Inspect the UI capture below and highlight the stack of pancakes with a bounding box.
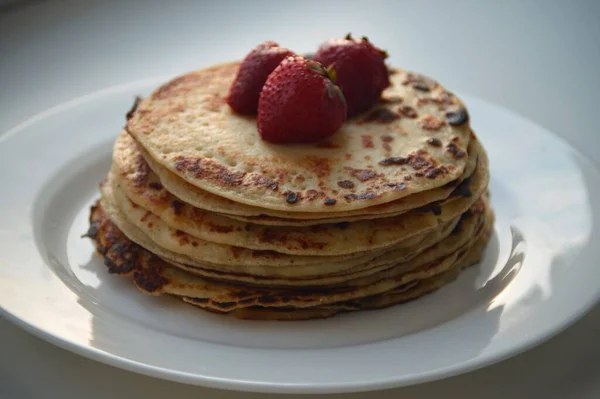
[88,62,493,320]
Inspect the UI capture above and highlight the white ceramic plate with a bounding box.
[1,79,599,394]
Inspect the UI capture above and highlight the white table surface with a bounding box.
[1,1,600,397]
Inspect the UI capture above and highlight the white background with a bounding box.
[1,1,600,398]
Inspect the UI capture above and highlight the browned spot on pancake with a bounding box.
[231,247,244,258]
[361,135,374,148]
[324,198,337,205]
[84,205,101,239]
[174,156,246,187]
[170,200,184,216]
[133,260,167,293]
[417,91,455,109]
[446,142,467,159]
[451,136,460,142]
[208,223,234,234]
[384,182,406,191]
[86,203,140,275]
[364,155,371,161]
[418,115,446,131]
[445,107,469,126]
[173,229,191,246]
[344,191,378,201]
[402,73,437,91]
[132,154,150,186]
[426,166,449,179]
[148,182,163,190]
[284,190,300,204]
[345,153,352,160]
[404,175,412,181]
[359,108,400,124]
[379,95,403,104]
[404,150,446,180]
[381,135,393,152]
[427,138,442,147]
[398,105,418,118]
[294,174,306,183]
[337,180,355,189]
[344,167,383,182]
[304,189,326,202]
[304,156,330,179]
[379,156,408,166]
[316,141,340,149]
[126,96,142,120]
[140,211,151,223]
[250,174,278,191]
[413,83,430,92]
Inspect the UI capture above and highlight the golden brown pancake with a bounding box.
[126,63,473,212]
[87,201,492,320]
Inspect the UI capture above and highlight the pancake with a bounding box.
[105,146,487,259]
[121,131,480,224]
[109,146,486,256]
[101,176,474,275]
[166,204,486,288]
[126,63,473,212]
[102,171,491,277]
[185,235,489,321]
[88,200,491,318]
[111,171,448,255]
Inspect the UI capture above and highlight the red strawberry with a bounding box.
[258,56,347,144]
[313,34,390,117]
[227,41,295,114]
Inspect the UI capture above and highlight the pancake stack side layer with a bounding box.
[87,62,494,320]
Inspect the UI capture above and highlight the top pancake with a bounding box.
[127,62,473,213]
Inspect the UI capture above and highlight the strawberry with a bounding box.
[313,34,390,117]
[227,41,295,114]
[258,56,347,144]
